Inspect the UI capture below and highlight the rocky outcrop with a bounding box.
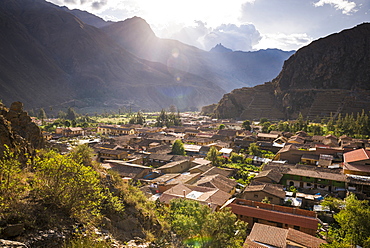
[210,23,370,120]
[0,102,44,158]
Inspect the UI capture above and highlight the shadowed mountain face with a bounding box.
[100,17,295,92]
[0,0,224,112]
[209,23,370,120]
[0,0,293,113]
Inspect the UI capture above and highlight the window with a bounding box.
[307,183,312,187]
[254,194,258,198]
[294,225,300,230]
[268,197,273,201]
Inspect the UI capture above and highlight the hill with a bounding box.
[209,23,370,120]
[100,16,294,92]
[0,0,224,113]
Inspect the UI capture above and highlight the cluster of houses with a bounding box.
[44,116,370,247]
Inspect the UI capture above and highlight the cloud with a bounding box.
[170,22,262,51]
[203,24,261,51]
[53,0,108,9]
[253,33,313,51]
[314,0,357,15]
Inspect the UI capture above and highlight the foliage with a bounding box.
[242,120,251,131]
[171,139,186,155]
[129,110,146,125]
[63,234,111,248]
[206,146,221,166]
[323,194,370,247]
[67,107,77,120]
[230,152,244,163]
[0,146,26,213]
[320,196,343,212]
[248,143,261,157]
[164,199,247,247]
[261,197,271,204]
[155,109,181,127]
[33,150,106,219]
[69,144,95,166]
[219,124,226,130]
[38,108,47,120]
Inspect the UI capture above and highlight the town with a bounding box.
[37,110,370,247]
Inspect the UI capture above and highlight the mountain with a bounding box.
[0,0,224,113]
[0,0,293,113]
[100,16,295,92]
[208,23,370,120]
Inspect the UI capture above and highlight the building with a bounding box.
[241,182,285,205]
[157,159,192,174]
[224,198,319,236]
[244,223,326,248]
[159,184,231,210]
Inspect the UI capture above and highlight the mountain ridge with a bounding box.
[209,23,370,120]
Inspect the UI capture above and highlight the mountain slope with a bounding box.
[100,16,294,92]
[210,23,370,120]
[0,0,224,112]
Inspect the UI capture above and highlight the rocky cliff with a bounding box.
[0,102,44,159]
[209,23,370,120]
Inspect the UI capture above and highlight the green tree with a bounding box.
[155,109,168,127]
[242,120,251,131]
[67,107,77,121]
[129,110,146,125]
[248,143,261,157]
[38,108,47,121]
[166,199,247,247]
[324,194,370,247]
[206,146,221,166]
[69,144,94,166]
[33,150,105,219]
[218,124,226,130]
[172,140,186,155]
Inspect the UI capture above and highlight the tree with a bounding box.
[155,109,168,127]
[67,107,77,120]
[218,124,226,130]
[323,194,370,247]
[171,140,186,155]
[169,105,177,113]
[248,143,261,157]
[206,146,221,166]
[242,120,251,131]
[38,108,47,121]
[129,110,146,125]
[166,199,247,247]
[261,197,271,204]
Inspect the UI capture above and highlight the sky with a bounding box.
[48,0,370,52]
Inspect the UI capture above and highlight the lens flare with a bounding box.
[167,48,189,82]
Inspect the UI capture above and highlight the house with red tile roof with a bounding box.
[243,223,326,248]
[343,148,370,176]
[159,184,231,210]
[223,198,319,236]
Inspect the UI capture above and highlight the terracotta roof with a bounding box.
[159,184,230,207]
[157,159,189,169]
[244,183,285,199]
[243,238,267,248]
[344,148,370,163]
[228,203,318,230]
[202,166,234,177]
[286,168,346,181]
[257,133,279,139]
[287,228,326,248]
[246,223,326,248]
[248,223,288,247]
[195,174,237,193]
[254,169,283,183]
